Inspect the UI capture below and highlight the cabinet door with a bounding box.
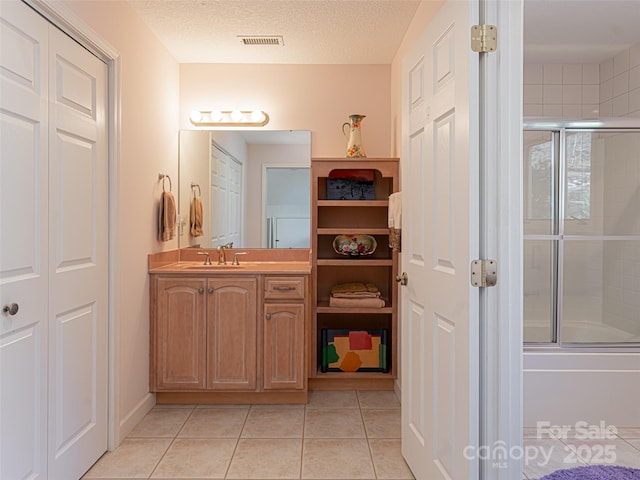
[155,277,207,390]
[263,303,305,390]
[207,277,257,390]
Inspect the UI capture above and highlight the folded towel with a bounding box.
[331,282,380,296]
[332,291,380,298]
[388,192,401,228]
[329,297,386,308]
[158,191,176,242]
[190,196,203,237]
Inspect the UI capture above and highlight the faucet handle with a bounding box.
[232,252,248,266]
[197,251,212,265]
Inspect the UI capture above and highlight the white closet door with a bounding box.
[210,146,229,246]
[0,3,108,479]
[210,145,243,247]
[0,2,50,478]
[47,24,108,480]
[227,156,242,247]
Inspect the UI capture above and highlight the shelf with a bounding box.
[311,157,399,382]
[316,304,393,314]
[316,259,392,267]
[314,370,393,379]
[317,228,389,235]
[317,200,389,207]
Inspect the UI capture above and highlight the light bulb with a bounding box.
[190,110,203,123]
[250,110,265,123]
[209,110,223,122]
[230,110,243,122]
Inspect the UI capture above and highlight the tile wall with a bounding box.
[524,41,640,118]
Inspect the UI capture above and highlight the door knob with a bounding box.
[395,272,408,286]
[3,303,19,316]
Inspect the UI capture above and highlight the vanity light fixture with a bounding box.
[189,109,270,127]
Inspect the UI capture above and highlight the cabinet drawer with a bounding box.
[264,276,305,300]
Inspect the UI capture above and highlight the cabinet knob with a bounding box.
[198,287,204,294]
[208,287,213,294]
[265,313,271,320]
[3,303,19,316]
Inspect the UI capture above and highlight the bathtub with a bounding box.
[524,321,640,344]
[524,322,640,428]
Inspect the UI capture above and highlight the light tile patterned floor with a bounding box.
[82,390,414,480]
[521,426,640,479]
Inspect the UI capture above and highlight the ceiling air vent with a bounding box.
[238,35,284,46]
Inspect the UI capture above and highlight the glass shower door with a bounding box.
[523,130,558,343]
[524,127,640,345]
[561,130,640,343]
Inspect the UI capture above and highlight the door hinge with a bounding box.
[471,25,497,53]
[471,259,497,287]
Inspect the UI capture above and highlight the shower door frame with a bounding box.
[524,119,640,349]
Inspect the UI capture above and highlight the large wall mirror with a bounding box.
[178,129,311,249]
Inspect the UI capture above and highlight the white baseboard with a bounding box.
[394,378,402,403]
[117,392,156,445]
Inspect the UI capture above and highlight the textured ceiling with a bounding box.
[129,0,640,66]
[128,0,422,64]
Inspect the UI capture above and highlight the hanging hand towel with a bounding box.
[388,192,401,228]
[158,191,177,241]
[388,192,401,251]
[190,196,203,237]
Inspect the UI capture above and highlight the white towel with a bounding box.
[388,192,401,229]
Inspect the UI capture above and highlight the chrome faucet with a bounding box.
[197,251,212,265]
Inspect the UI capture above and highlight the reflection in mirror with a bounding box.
[178,130,311,248]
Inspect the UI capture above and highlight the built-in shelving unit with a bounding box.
[310,158,399,389]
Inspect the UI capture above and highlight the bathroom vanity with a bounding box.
[148,248,311,404]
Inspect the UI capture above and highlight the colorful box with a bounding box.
[321,329,389,372]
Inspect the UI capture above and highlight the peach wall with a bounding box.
[390,0,444,157]
[179,64,391,157]
[60,0,180,441]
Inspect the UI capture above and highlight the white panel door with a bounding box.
[401,1,479,479]
[1,3,108,479]
[210,146,243,247]
[210,146,229,246]
[47,24,108,480]
[227,156,242,247]
[0,2,49,478]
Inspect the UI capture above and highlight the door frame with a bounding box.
[479,1,523,478]
[25,0,123,450]
[261,164,310,247]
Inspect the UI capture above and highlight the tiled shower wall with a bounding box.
[524,41,640,118]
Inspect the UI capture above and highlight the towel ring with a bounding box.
[159,173,172,192]
[191,183,201,198]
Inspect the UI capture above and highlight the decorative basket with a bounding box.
[332,234,377,257]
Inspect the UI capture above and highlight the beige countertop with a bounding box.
[149,260,311,275]
[148,248,311,275]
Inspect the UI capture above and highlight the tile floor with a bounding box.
[522,427,640,480]
[82,390,414,480]
[82,389,640,480]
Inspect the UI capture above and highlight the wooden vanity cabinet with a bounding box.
[263,276,306,390]
[150,272,308,401]
[153,277,207,390]
[206,277,257,390]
